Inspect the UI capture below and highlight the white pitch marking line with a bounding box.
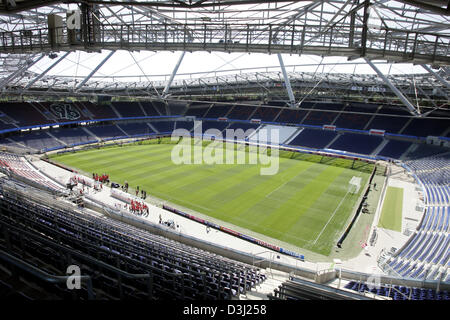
[313,171,364,245]
[264,169,306,199]
[313,189,351,245]
[265,179,291,198]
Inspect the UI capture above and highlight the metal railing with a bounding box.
[0,249,94,299]
[1,23,449,64]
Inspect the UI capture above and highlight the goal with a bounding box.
[349,176,361,194]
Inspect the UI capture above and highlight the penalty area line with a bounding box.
[312,189,351,245]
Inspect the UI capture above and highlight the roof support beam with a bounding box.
[360,0,370,58]
[365,58,420,116]
[74,50,115,92]
[24,51,71,90]
[443,67,450,76]
[162,51,185,98]
[348,0,357,47]
[395,0,450,16]
[421,64,450,90]
[272,0,324,39]
[423,76,448,99]
[129,51,161,98]
[277,53,295,108]
[0,53,44,90]
[302,0,355,47]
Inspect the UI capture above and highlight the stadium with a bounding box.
[0,0,448,305]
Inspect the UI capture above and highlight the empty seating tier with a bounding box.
[82,103,118,119]
[185,103,211,118]
[226,105,256,121]
[140,102,161,116]
[51,127,96,146]
[402,118,449,137]
[174,121,194,131]
[272,277,369,300]
[112,102,145,118]
[0,102,50,126]
[199,121,229,134]
[368,116,410,134]
[329,133,383,154]
[9,131,61,151]
[288,129,337,149]
[275,109,308,124]
[203,104,231,118]
[344,281,448,300]
[88,125,127,140]
[0,153,63,191]
[383,155,449,281]
[151,101,167,116]
[377,140,412,159]
[117,123,154,137]
[302,110,338,126]
[250,107,282,122]
[0,186,265,300]
[333,113,373,130]
[225,123,260,138]
[151,121,175,134]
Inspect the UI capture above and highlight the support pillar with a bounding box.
[277,53,296,107]
[365,58,419,116]
[162,51,185,98]
[75,50,115,91]
[24,51,71,90]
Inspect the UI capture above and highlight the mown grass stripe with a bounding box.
[378,186,403,232]
[52,142,370,256]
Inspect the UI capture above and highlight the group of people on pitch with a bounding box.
[93,173,109,184]
[128,199,149,217]
[94,173,149,216]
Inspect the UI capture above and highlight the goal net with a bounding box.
[349,176,361,194]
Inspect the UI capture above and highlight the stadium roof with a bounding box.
[0,0,449,115]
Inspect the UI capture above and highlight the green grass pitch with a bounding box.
[51,139,372,256]
[378,186,403,232]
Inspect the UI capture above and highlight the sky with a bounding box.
[28,50,430,87]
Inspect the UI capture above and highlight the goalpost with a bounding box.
[349,176,362,194]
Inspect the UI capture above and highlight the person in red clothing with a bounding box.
[143,204,149,217]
